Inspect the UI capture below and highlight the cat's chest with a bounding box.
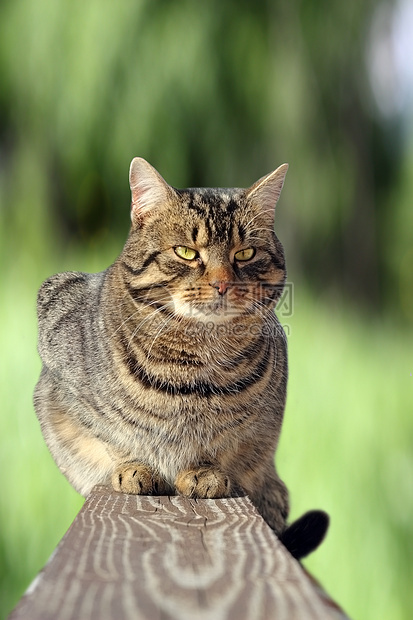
[96,323,282,480]
[114,335,277,434]
[128,326,274,386]
[119,337,275,409]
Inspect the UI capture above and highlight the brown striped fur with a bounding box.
[34,158,293,536]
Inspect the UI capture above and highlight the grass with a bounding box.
[0,246,412,619]
[278,291,413,619]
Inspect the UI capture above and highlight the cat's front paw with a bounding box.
[112,462,171,495]
[175,466,231,499]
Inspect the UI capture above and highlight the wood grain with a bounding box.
[10,486,349,620]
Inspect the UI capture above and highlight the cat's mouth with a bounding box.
[170,295,247,322]
[168,282,281,322]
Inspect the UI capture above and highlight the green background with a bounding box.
[1,1,412,618]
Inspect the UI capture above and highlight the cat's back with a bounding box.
[37,270,105,372]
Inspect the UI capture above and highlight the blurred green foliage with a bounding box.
[1,0,412,314]
[0,0,412,618]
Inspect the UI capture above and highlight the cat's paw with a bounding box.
[175,466,231,499]
[111,462,171,495]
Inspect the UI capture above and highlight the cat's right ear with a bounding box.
[129,158,174,226]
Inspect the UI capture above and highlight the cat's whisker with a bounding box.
[110,307,142,338]
[120,295,174,344]
[240,294,279,323]
[247,230,279,241]
[244,229,280,246]
[243,208,276,230]
[145,310,182,360]
[163,315,194,360]
[110,293,174,341]
[126,303,174,351]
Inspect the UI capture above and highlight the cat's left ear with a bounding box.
[246,163,288,217]
[129,157,175,226]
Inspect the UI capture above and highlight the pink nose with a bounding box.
[210,281,229,295]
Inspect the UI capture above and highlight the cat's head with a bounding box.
[120,158,288,324]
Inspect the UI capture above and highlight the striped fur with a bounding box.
[34,158,291,535]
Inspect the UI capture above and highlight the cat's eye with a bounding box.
[174,246,198,261]
[234,248,256,262]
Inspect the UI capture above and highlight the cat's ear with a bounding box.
[246,163,288,216]
[129,157,174,225]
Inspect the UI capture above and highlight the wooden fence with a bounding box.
[10,485,349,619]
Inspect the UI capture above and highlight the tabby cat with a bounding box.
[34,157,328,559]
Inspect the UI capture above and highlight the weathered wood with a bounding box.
[10,486,348,620]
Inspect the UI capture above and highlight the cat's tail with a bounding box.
[279,510,330,560]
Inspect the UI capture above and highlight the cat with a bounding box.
[34,157,328,559]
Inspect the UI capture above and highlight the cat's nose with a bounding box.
[210,281,230,296]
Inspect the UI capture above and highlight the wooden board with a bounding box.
[10,486,349,620]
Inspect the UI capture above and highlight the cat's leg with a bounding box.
[248,467,329,558]
[111,462,172,495]
[175,465,231,499]
[250,472,289,535]
[34,377,116,496]
[221,440,289,533]
[231,456,289,535]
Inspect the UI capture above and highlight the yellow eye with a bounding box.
[174,246,198,261]
[234,248,255,261]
